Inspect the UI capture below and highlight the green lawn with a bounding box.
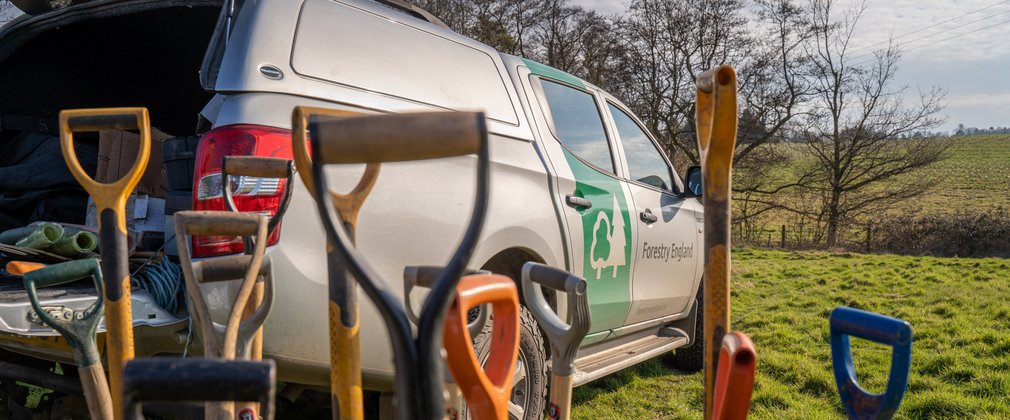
[571,248,1010,419]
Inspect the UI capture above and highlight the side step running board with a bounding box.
[571,329,688,387]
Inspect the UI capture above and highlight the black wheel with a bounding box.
[669,280,704,372]
[467,305,548,420]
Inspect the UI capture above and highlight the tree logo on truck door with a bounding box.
[589,194,628,278]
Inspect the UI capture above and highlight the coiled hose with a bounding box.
[131,254,183,313]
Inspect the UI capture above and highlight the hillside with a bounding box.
[906,135,1010,213]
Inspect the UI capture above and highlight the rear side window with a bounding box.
[608,103,673,191]
[539,80,614,174]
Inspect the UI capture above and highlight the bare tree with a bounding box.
[792,0,948,247]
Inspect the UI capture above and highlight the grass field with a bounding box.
[571,248,1010,419]
[736,134,1010,245]
[905,135,1010,213]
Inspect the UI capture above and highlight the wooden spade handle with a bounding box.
[443,274,520,420]
[80,363,114,420]
[309,112,484,164]
[696,65,739,419]
[173,211,266,238]
[222,156,293,179]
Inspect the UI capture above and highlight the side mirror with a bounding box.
[685,165,702,198]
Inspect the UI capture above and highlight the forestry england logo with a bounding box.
[589,194,627,279]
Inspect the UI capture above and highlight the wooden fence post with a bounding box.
[864,222,872,253]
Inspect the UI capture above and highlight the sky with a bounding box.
[571,0,1010,133]
[4,0,1008,132]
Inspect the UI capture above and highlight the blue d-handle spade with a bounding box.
[830,306,912,420]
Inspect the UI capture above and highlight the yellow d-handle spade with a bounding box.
[292,106,376,420]
[695,66,739,419]
[59,107,150,420]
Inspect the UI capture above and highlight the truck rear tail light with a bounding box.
[192,124,294,257]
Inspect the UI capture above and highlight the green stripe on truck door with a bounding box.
[561,149,632,334]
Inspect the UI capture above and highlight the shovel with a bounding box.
[520,263,590,420]
[830,307,912,420]
[303,110,490,419]
[59,107,151,419]
[292,106,375,420]
[694,66,739,418]
[174,211,272,420]
[712,332,756,420]
[122,358,275,420]
[222,155,294,417]
[17,258,113,420]
[403,266,490,419]
[443,274,520,420]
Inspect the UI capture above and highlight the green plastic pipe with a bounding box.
[13,223,65,250]
[49,231,99,258]
[1,223,63,245]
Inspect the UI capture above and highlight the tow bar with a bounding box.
[59,108,151,420]
[302,110,489,419]
[830,307,912,420]
[520,263,590,420]
[16,259,113,420]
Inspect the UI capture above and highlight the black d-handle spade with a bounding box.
[122,358,275,420]
[403,265,490,335]
[403,266,491,420]
[520,262,590,420]
[308,111,490,420]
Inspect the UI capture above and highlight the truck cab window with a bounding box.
[539,79,615,174]
[608,103,674,191]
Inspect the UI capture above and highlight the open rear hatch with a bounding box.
[0,0,222,360]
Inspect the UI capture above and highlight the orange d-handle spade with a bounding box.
[59,107,151,420]
[443,274,520,420]
[694,66,739,419]
[712,332,756,420]
[520,263,590,420]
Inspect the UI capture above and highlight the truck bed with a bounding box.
[0,277,94,303]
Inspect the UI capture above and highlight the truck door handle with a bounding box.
[640,210,658,224]
[565,195,592,209]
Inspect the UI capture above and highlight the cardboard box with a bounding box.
[96,128,171,198]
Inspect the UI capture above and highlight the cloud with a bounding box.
[835,0,1010,63]
[569,0,627,15]
[946,93,1010,108]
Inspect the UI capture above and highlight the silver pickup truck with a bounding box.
[0,0,705,417]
